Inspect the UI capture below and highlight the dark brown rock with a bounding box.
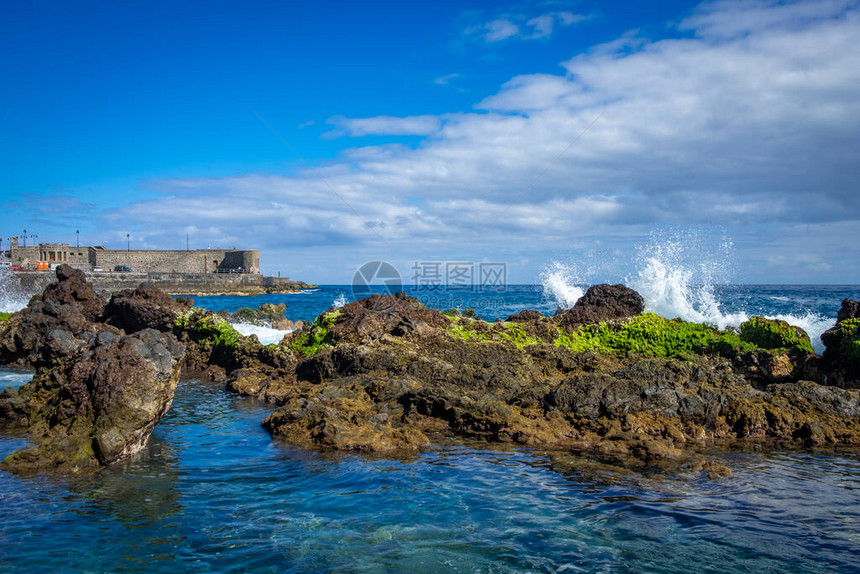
[327,292,450,345]
[837,299,860,324]
[1,328,185,473]
[0,268,187,474]
[103,285,190,333]
[507,310,544,323]
[820,318,860,389]
[37,264,107,322]
[820,299,860,388]
[0,266,115,366]
[555,284,644,328]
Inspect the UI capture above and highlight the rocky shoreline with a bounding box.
[1,266,858,477]
[6,270,316,298]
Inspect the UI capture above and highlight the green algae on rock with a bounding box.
[739,316,814,353]
[821,301,860,388]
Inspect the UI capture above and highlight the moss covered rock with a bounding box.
[739,316,813,353]
[821,310,860,388]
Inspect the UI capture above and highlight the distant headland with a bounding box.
[1,236,315,296]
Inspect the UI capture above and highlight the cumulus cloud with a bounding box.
[97,0,860,282]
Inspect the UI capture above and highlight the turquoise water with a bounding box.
[1,376,858,573]
[2,285,860,572]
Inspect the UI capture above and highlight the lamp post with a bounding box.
[76,230,79,248]
[126,233,130,252]
[22,229,26,247]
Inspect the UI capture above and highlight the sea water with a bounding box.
[2,261,860,571]
[0,375,858,572]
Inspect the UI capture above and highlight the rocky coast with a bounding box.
[1,265,858,476]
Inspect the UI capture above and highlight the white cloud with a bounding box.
[96,0,860,283]
[324,115,443,138]
[483,19,520,42]
[679,0,856,39]
[434,73,462,85]
[466,10,586,43]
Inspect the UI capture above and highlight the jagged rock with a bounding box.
[837,298,860,323]
[257,287,860,463]
[103,285,191,333]
[0,328,184,473]
[225,303,297,330]
[555,284,644,328]
[0,265,116,366]
[507,310,544,323]
[325,292,450,345]
[821,299,860,388]
[0,267,186,474]
[5,273,860,476]
[37,264,106,322]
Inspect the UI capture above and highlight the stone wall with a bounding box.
[9,237,260,274]
[95,249,221,274]
[6,271,306,298]
[93,249,259,274]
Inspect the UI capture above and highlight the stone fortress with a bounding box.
[2,237,312,296]
[6,237,259,274]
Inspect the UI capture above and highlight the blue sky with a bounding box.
[2,0,859,284]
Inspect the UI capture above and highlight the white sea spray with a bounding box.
[0,268,29,313]
[628,230,831,353]
[332,293,348,308]
[540,262,584,310]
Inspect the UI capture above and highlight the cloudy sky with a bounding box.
[2,0,858,283]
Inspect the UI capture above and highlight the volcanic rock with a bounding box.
[506,310,544,323]
[821,299,860,388]
[222,303,299,330]
[0,328,185,472]
[0,265,113,366]
[555,284,645,328]
[0,266,186,473]
[37,264,106,322]
[837,298,860,323]
[103,285,191,333]
[325,292,450,345]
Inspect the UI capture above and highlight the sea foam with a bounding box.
[231,323,294,345]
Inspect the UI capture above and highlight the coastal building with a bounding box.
[7,237,260,274]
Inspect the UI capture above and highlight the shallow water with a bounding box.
[1,377,858,573]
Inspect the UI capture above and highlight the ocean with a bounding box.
[1,272,859,572]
